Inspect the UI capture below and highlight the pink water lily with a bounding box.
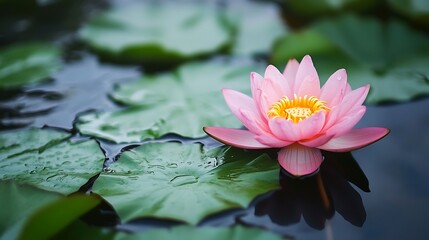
[204,55,389,176]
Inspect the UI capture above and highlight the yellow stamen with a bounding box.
[268,94,329,123]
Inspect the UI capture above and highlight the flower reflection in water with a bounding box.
[248,151,368,230]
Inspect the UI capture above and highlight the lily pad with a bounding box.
[281,0,375,16]
[77,60,262,143]
[79,2,230,62]
[18,193,101,240]
[225,1,286,56]
[0,128,105,194]
[0,128,69,159]
[0,181,101,240]
[271,15,429,103]
[0,42,61,89]
[55,223,286,240]
[92,142,279,224]
[315,15,429,71]
[388,0,429,26]
[116,226,286,240]
[0,181,60,240]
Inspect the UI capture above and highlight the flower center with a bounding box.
[267,95,329,123]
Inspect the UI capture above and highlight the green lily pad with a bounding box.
[55,223,286,240]
[0,42,61,89]
[0,128,69,159]
[115,226,286,240]
[315,15,429,71]
[79,2,230,62]
[0,181,101,240]
[77,60,261,143]
[388,0,429,26]
[0,181,60,240]
[226,1,286,56]
[92,142,279,224]
[0,128,105,194]
[18,193,101,240]
[271,15,429,103]
[270,29,338,64]
[281,0,375,16]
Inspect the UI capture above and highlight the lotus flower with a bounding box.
[204,55,389,176]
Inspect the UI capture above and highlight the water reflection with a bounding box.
[251,151,368,230]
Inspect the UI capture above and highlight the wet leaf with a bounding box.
[315,15,429,70]
[0,55,140,130]
[0,128,105,194]
[0,181,60,240]
[0,181,101,240]
[79,2,230,62]
[388,0,429,26]
[271,15,429,103]
[115,225,286,240]
[282,0,375,16]
[226,1,286,56]
[92,142,279,224]
[18,193,101,240]
[0,128,69,159]
[0,42,61,89]
[77,60,262,143]
[55,223,286,240]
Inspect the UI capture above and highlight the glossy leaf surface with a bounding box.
[77,61,261,143]
[0,128,105,194]
[92,142,279,224]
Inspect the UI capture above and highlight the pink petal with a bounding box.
[268,111,325,141]
[223,88,257,114]
[255,134,293,148]
[299,134,333,148]
[260,78,284,106]
[294,55,320,97]
[318,127,390,152]
[239,108,269,134]
[223,88,262,128]
[283,58,299,90]
[255,89,271,121]
[336,84,369,118]
[298,111,326,139]
[203,127,270,149]
[319,69,348,107]
[264,65,292,98]
[278,144,323,176]
[268,118,301,141]
[250,72,264,103]
[325,106,366,137]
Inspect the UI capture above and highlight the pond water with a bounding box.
[1,0,429,240]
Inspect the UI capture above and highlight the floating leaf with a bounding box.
[0,55,140,130]
[79,2,230,62]
[0,181,60,240]
[315,15,429,71]
[0,42,61,89]
[55,223,286,240]
[270,29,337,64]
[271,15,429,103]
[18,193,101,240]
[116,226,286,240]
[0,128,69,159]
[0,181,101,240]
[0,128,105,194]
[226,1,286,56]
[77,60,262,143]
[92,142,279,224]
[388,0,429,26]
[281,0,375,16]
